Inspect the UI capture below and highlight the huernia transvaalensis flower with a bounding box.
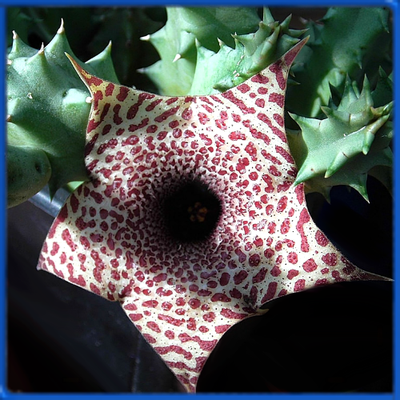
[38,39,388,392]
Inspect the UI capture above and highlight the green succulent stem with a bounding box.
[7,20,118,207]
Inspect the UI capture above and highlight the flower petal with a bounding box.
[38,39,388,392]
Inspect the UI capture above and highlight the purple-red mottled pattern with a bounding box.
[38,40,384,392]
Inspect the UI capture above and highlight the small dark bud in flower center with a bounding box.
[163,180,222,243]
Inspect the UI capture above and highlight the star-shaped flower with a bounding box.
[38,39,387,392]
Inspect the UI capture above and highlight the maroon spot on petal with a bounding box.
[203,312,216,322]
[154,273,168,282]
[258,87,268,94]
[296,208,310,252]
[261,282,278,303]
[116,86,129,102]
[229,288,241,299]
[273,113,284,127]
[268,92,284,108]
[50,242,59,256]
[147,321,161,333]
[90,283,101,295]
[228,131,246,141]
[315,230,329,247]
[211,293,231,302]
[280,218,291,234]
[160,302,172,311]
[105,82,115,96]
[233,270,248,285]
[142,300,158,308]
[89,190,104,204]
[156,287,173,297]
[166,97,178,105]
[270,266,281,277]
[276,145,295,164]
[178,334,217,353]
[322,253,338,266]
[343,263,356,275]
[276,196,287,213]
[237,83,250,93]
[245,142,257,160]
[146,98,163,111]
[277,181,292,193]
[165,330,175,339]
[155,106,180,122]
[235,249,246,263]
[303,258,318,272]
[143,333,157,344]
[182,107,192,120]
[287,252,298,264]
[124,303,137,311]
[294,279,306,292]
[219,272,230,286]
[85,133,99,156]
[220,308,248,320]
[222,91,255,114]
[69,193,80,214]
[188,299,201,309]
[332,270,345,282]
[129,313,143,322]
[61,229,77,251]
[249,254,261,267]
[264,248,274,258]
[269,62,286,90]
[158,314,184,327]
[252,268,267,283]
[287,269,299,279]
[255,98,265,108]
[251,74,269,84]
[215,325,230,334]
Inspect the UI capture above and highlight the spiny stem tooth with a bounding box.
[173,53,182,63]
[7,115,12,122]
[57,18,65,35]
[86,96,93,104]
[140,34,151,41]
[12,30,18,40]
[38,43,45,55]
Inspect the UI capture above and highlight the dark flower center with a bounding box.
[162,180,222,243]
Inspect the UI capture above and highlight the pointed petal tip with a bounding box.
[283,36,309,67]
[64,52,92,88]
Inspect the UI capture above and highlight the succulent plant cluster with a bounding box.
[6,7,392,207]
[285,7,393,201]
[140,7,305,95]
[7,20,118,207]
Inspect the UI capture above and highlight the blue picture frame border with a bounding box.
[0,0,397,399]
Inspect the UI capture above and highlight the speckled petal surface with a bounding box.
[38,40,386,392]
